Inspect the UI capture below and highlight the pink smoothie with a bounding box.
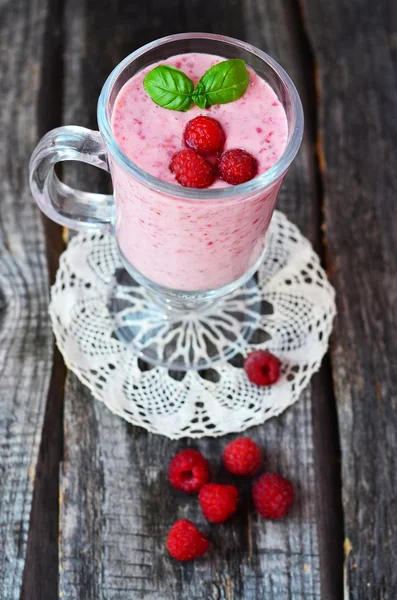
[110,53,288,291]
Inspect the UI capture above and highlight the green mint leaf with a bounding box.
[143,65,194,112]
[194,59,249,108]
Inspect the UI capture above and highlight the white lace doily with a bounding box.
[50,211,336,439]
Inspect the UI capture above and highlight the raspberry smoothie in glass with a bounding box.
[110,53,288,291]
[30,33,303,369]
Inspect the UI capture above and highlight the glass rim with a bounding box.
[97,32,304,201]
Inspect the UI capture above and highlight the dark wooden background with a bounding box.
[1,0,396,598]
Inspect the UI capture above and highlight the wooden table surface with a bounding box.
[1,0,396,598]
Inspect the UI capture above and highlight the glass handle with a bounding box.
[29,126,114,232]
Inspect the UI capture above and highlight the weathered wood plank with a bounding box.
[21,347,65,600]
[253,2,344,597]
[235,2,343,598]
[61,378,321,600]
[301,0,397,597]
[0,0,55,598]
[59,1,334,598]
[20,3,66,598]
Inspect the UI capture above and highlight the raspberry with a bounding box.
[252,472,294,519]
[166,520,210,561]
[168,449,209,494]
[170,149,215,188]
[184,116,225,154]
[218,149,258,185]
[223,438,262,476]
[244,350,281,386]
[198,483,238,523]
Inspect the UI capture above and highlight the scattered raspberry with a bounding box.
[252,472,294,519]
[223,438,262,476]
[198,483,238,523]
[244,350,281,386]
[184,116,225,154]
[218,149,258,185]
[166,520,210,561]
[170,149,215,188]
[168,449,209,494]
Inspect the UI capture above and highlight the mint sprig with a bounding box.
[143,65,194,112]
[143,59,249,111]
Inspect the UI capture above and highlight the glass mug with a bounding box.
[29,33,303,370]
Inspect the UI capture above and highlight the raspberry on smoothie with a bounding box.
[184,115,225,154]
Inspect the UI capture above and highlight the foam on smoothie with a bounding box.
[111,53,288,188]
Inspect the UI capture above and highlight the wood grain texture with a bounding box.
[0,0,54,598]
[301,0,397,597]
[61,378,320,600]
[58,1,331,598]
[20,3,66,598]
[236,3,343,597]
